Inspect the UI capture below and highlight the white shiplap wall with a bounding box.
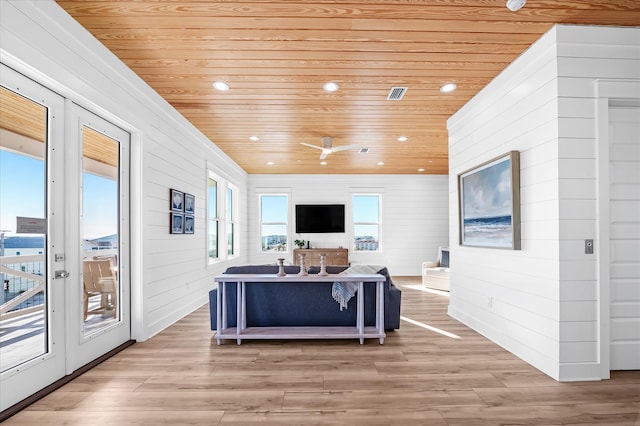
[247,174,449,276]
[556,25,639,380]
[447,24,640,381]
[1,1,248,341]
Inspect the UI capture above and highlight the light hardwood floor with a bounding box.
[5,277,640,425]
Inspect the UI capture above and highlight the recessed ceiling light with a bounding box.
[440,83,457,93]
[323,81,339,92]
[397,136,408,142]
[418,168,425,172]
[213,81,230,91]
[377,162,385,166]
[249,135,260,141]
[506,0,526,12]
[266,161,274,165]
[320,161,327,165]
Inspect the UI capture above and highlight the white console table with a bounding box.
[214,273,386,345]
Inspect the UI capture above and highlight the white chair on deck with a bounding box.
[422,247,450,291]
[83,259,118,320]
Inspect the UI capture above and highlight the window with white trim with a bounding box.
[207,175,219,261]
[352,194,381,251]
[207,169,240,262]
[260,194,289,252]
[226,185,237,257]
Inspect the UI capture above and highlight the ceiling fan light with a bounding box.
[323,81,339,92]
[440,83,457,93]
[397,136,408,142]
[213,81,230,91]
[506,0,526,11]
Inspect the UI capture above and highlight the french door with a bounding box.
[0,64,131,412]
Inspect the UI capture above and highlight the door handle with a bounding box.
[55,270,70,279]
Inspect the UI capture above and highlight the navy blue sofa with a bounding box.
[209,265,401,331]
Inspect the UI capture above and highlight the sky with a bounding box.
[461,156,512,220]
[1,150,117,240]
[0,151,45,232]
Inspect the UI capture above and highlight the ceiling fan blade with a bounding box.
[331,144,359,152]
[300,142,324,151]
[319,151,330,160]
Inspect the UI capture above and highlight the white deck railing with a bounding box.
[0,254,45,320]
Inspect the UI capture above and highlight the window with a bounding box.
[226,186,236,256]
[260,194,288,252]
[352,194,380,251]
[207,168,240,263]
[207,176,218,261]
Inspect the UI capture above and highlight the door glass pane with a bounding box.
[0,87,48,372]
[81,126,120,336]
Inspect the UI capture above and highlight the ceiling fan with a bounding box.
[300,136,359,160]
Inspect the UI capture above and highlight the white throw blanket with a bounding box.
[332,264,384,311]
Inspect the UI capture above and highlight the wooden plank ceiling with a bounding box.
[0,87,118,168]
[55,0,640,174]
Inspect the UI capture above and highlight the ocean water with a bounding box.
[463,215,513,247]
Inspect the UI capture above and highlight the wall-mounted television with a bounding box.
[295,204,345,233]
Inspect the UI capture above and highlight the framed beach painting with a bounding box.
[458,151,521,250]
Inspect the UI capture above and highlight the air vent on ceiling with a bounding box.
[387,87,408,100]
[359,148,369,154]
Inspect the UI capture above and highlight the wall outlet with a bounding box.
[487,296,493,308]
[585,239,594,254]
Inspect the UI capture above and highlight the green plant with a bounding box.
[294,239,305,248]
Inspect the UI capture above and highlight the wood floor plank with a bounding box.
[4,277,640,425]
[73,390,284,412]
[4,410,225,425]
[281,389,486,410]
[209,361,380,377]
[219,408,448,425]
[374,359,540,375]
[256,348,407,362]
[474,383,640,406]
[61,376,148,392]
[138,374,324,392]
[437,402,640,426]
[79,361,215,377]
[322,372,506,391]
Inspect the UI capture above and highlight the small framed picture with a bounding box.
[184,193,195,214]
[184,215,195,234]
[170,189,184,212]
[170,212,184,234]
